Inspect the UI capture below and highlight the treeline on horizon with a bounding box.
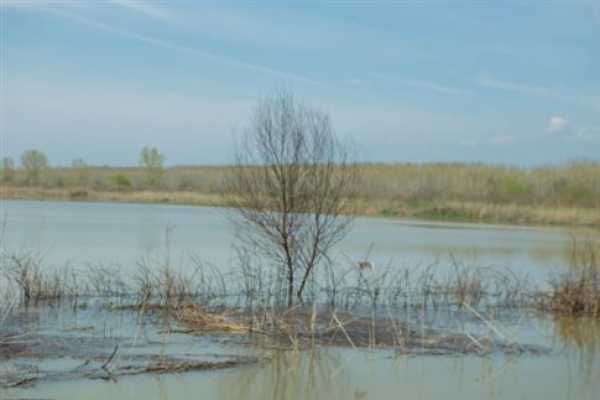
[1,148,600,210]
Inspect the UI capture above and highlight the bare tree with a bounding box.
[138,146,165,186]
[20,150,48,185]
[223,91,359,307]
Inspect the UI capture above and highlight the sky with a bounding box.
[1,0,599,167]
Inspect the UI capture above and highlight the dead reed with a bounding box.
[539,239,600,316]
[175,304,248,333]
[0,238,597,326]
[2,251,82,306]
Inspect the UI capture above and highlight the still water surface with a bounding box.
[10,315,600,400]
[1,200,600,399]
[0,200,590,281]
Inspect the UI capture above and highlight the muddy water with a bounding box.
[2,200,600,399]
[1,200,595,282]
[8,314,600,400]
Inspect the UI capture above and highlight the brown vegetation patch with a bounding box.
[269,311,546,356]
[175,304,249,334]
[170,305,548,357]
[543,283,600,316]
[538,240,600,317]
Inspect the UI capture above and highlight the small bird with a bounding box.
[358,261,375,271]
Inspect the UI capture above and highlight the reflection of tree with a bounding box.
[553,316,600,383]
[530,239,571,267]
[217,350,366,400]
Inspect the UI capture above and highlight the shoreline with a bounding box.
[1,186,599,229]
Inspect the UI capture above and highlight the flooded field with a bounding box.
[1,200,599,399]
[0,200,591,279]
[1,304,599,400]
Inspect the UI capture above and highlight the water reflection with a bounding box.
[217,351,354,400]
[553,316,600,384]
[3,200,596,280]
[14,343,600,400]
[554,316,600,350]
[213,348,599,400]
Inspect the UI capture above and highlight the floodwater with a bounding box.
[5,311,600,400]
[1,200,595,281]
[1,199,600,399]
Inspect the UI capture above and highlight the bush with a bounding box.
[109,173,132,189]
[20,149,48,185]
[540,240,600,316]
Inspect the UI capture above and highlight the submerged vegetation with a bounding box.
[0,229,598,389]
[1,237,598,321]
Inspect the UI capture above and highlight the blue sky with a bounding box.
[1,0,599,166]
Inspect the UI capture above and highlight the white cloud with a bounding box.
[490,135,515,145]
[376,74,472,96]
[346,78,363,86]
[575,126,600,141]
[109,0,175,21]
[592,96,600,112]
[548,116,570,135]
[46,8,323,88]
[476,76,599,112]
[477,76,560,99]
[1,0,43,7]
[459,139,478,148]
[0,0,81,9]
[105,1,399,54]
[546,117,599,141]
[589,0,600,24]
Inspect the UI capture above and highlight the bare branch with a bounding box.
[223,90,359,307]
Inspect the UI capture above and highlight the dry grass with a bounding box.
[539,240,600,316]
[175,304,249,334]
[2,251,81,306]
[2,186,599,227]
[0,238,597,326]
[167,305,545,356]
[2,161,600,227]
[0,186,221,207]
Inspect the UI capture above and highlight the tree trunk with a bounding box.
[287,266,294,308]
[296,264,313,303]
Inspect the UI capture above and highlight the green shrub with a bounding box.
[109,173,131,189]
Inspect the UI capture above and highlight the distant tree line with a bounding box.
[1,146,165,189]
[1,147,599,210]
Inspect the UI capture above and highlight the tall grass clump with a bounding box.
[540,239,600,316]
[2,252,81,306]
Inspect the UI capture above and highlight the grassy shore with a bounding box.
[2,185,599,228]
[2,161,599,227]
